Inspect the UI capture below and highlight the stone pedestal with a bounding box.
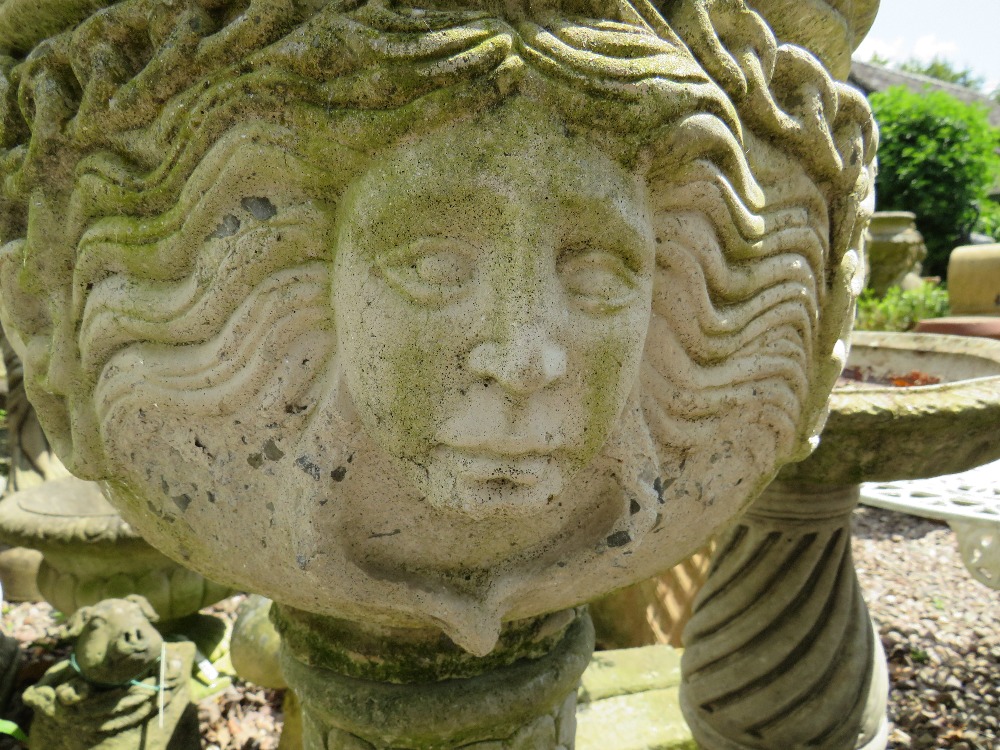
[0,544,42,602]
[680,483,888,750]
[274,607,593,750]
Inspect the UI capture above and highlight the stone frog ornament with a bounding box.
[21,595,199,750]
[0,0,875,655]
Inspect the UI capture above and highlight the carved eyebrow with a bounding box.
[348,187,488,251]
[559,198,652,271]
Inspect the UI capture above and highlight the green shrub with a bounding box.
[869,86,1000,277]
[855,282,950,332]
[976,199,1000,240]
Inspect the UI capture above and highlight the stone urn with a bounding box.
[864,212,928,296]
[0,0,881,747]
[0,476,231,619]
[681,330,1000,749]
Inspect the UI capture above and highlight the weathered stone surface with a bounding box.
[281,609,593,748]
[0,544,41,601]
[0,0,876,658]
[577,645,693,750]
[0,1,880,747]
[231,594,285,689]
[579,645,683,703]
[0,476,231,618]
[681,484,889,750]
[864,212,927,296]
[746,0,879,79]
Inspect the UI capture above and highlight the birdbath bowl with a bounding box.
[790,330,1000,586]
[779,331,1000,486]
[786,330,1000,591]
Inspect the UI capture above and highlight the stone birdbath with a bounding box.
[681,330,1000,749]
[784,331,1000,486]
[0,476,234,693]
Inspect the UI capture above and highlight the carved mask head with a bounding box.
[0,0,875,652]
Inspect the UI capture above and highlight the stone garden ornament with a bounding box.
[0,0,879,746]
[21,595,200,750]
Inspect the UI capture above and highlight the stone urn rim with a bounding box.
[868,211,917,222]
[0,476,141,548]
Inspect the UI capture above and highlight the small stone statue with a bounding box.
[22,595,199,750]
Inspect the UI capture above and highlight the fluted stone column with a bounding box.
[681,483,888,750]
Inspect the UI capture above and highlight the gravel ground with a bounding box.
[853,506,999,750]
[1,506,997,749]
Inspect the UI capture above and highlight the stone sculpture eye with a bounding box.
[378,238,475,305]
[558,248,640,314]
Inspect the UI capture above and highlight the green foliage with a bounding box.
[898,57,985,91]
[855,282,950,333]
[909,648,930,664]
[0,720,27,743]
[976,200,1000,240]
[869,86,1000,277]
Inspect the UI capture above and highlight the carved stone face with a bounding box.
[0,0,875,656]
[334,108,655,520]
[85,102,666,650]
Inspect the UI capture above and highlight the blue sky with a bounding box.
[854,0,1000,92]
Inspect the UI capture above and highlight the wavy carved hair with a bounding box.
[0,0,875,485]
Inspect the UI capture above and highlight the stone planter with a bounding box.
[865,212,928,296]
[0,477,231,620]
[0,1,880,747]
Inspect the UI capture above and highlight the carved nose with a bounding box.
[120,627,148,650]
[467,326,567,396]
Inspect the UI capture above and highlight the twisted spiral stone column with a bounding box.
[680,482,888,750]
